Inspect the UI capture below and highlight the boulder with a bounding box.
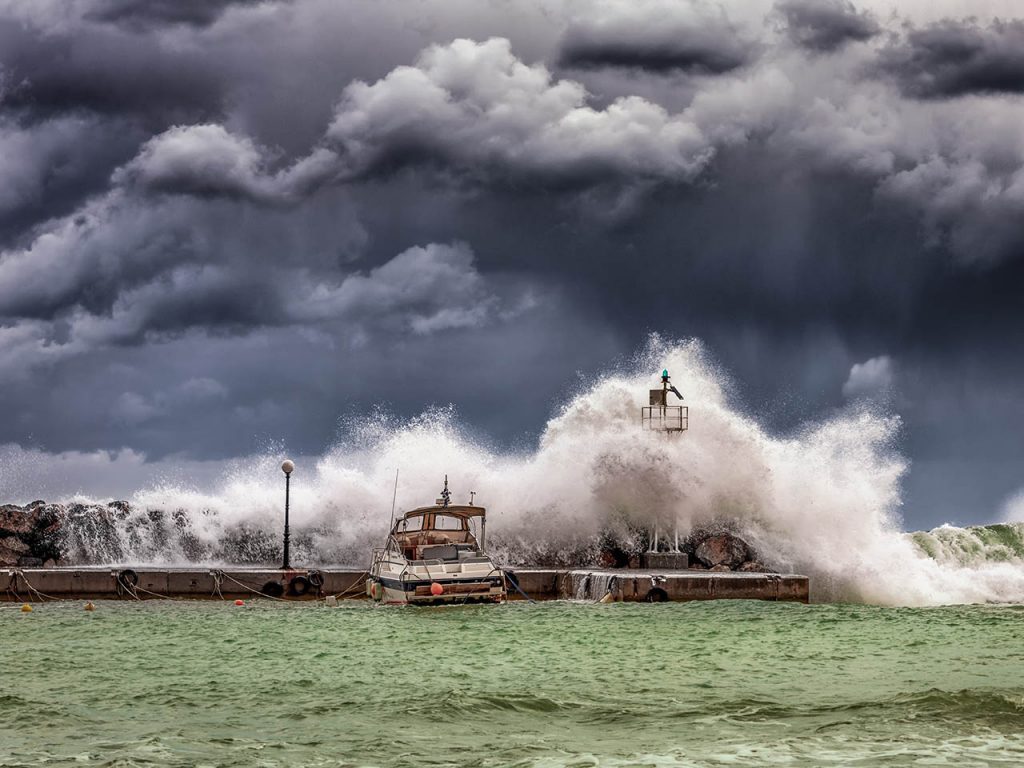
[738,561,776,573]
[694,533,752,569]
[0,505,33,536]
[0,536,28,555]
[0,544,22,566]
[709,563,732,572]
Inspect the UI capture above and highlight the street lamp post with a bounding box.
[281,459,294,570]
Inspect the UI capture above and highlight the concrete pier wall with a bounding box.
[3,568,368,601]
[509,568,809,603]
[4,567,809,603]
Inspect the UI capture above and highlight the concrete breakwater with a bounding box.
[4,567,809,603]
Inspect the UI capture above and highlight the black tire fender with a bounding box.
[645,587,669,603]
[289,575,311,596]
[260,580,285,598]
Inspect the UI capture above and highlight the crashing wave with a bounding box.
[3,336,1024,606]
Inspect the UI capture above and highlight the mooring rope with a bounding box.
[210,569,225,599]
[6,570,22,602]
[13,570,62,602]
[217,571,291,602]
[128,582,175,601]
[330,576,370,601]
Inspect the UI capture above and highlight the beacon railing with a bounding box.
[641,405,688,432]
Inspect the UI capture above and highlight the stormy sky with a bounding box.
[1,0,1022,528]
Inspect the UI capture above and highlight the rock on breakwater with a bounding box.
[0,501,64,566]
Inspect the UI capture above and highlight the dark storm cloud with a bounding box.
[878,19,1024,98]
[558,2,751,74]
[0,20,224,122]
[83,0,279,30]
[1,1,1023,525]
[0,115,143,240]
[774,0,879,53]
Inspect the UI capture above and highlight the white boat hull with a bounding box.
[366,573,505,605]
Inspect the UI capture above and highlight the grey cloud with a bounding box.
[558,0,751,74]
[878,19,1024,98]
[114,124,339,204]
[0,175,368,323]
[0,115,141,236]
[323,37,720,186]
[842,355,894,399]
[0,192,204,319]
[774,0,879,52]
[877,155,1024,264]
[114,37,743,200]
[0,20,224,122]
[1,229,533,384]
[287,242,504,334]
[69,265,287,347]
[83,0,278,30]
[1,1,1024,527]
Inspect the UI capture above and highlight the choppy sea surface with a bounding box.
[3,600,1024,767]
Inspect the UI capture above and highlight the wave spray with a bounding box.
[52,336,1024,605]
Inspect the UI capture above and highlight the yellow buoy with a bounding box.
[84,602,95,612]
[20,604,33,613]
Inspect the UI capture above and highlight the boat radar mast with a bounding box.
[641,369,688,433]
[435,475,452,508]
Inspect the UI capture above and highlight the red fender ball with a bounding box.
[430,582,444,596]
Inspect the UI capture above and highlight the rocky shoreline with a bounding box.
[598,528,773,573]
[2,500,771,573]
[0,501,65,567]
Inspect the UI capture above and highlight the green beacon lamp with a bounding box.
[643,368,687,432]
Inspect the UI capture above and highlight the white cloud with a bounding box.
[842,355,894,399]
[113,124,336,204]
[289,241,504,334]
[326,37,717,184]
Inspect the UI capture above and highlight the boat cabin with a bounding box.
[390,505,487,562]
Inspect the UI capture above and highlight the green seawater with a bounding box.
[3,600,1024,767]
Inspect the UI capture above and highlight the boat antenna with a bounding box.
[439,475,451,508]
[389,468,399,527]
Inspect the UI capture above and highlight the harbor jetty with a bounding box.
[3,566,809,603]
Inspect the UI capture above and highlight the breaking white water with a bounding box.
[9,336,1024,606]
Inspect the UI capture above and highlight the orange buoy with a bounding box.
[430,582,444,596]
[20,604,33,613]
[234,599,245,606]
[84,602,95,612]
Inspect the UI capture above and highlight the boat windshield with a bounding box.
[400,516,424,531]
[432,514,465,531]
